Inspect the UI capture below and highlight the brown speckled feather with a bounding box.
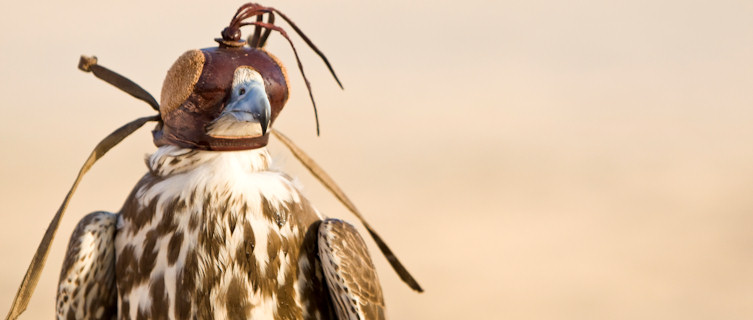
[318,219,385,320]
[57,212,118,320]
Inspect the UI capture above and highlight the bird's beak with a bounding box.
[207,80,271,138]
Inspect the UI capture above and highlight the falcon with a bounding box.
[53,4,391,319]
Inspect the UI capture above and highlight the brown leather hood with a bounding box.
[153,46,289,151]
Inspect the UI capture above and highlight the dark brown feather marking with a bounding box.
[120,175,162,236]
[175,248,197,319]
[149,274,170,318]
[266,232,283,285]
[167,231,184,266]
[226,277,253,319]
[135,307,149,320]
[188,209,200,231]
[262,196,288,227]
[116,248,138,298]
[120,300,130,320]
[139,231,159,275]
[300,220,336,319]
[236,221,257,274]
[156,198,182,236]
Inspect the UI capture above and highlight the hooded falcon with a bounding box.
[54,4,389,319]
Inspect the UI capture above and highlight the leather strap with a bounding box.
[272,129,424,293]
[5,56,161,320]
[5,115,158,320]
[78,56,160,111]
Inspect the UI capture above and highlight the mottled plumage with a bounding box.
[57,212,118,320]
[319,221,385,320]
[58,146,385,319]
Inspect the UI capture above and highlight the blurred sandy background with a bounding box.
[1,0,752,319]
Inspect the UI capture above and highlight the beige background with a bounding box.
[1,0,753,319]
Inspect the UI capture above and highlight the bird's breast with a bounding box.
[114,147,329,319]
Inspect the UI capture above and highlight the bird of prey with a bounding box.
[52,4,397,320]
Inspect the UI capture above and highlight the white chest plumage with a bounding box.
[114,146,328,319]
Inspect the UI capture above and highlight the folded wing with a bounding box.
[318,219,385,320]
[57,211,118,320]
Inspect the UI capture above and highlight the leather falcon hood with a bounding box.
[153,46,289,151]
[151,2,343,151]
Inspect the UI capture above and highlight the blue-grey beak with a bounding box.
[207,79,271,138]
[224,81,270,135]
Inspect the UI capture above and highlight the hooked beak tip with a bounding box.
[261,116,269,136]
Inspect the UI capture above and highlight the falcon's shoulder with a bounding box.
[318,219,385,320]
[57,211,118,320]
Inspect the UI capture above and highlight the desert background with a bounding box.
[1,0,752,319]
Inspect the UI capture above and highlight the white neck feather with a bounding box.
[138,145,302,210]
[148,145,272,177]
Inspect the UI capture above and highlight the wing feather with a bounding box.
[56,211,118,320]
[318,219,385,320]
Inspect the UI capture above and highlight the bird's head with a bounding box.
[152,3,341,151]
[153,45,289,151]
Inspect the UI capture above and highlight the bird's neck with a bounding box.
[147,145,272,177]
